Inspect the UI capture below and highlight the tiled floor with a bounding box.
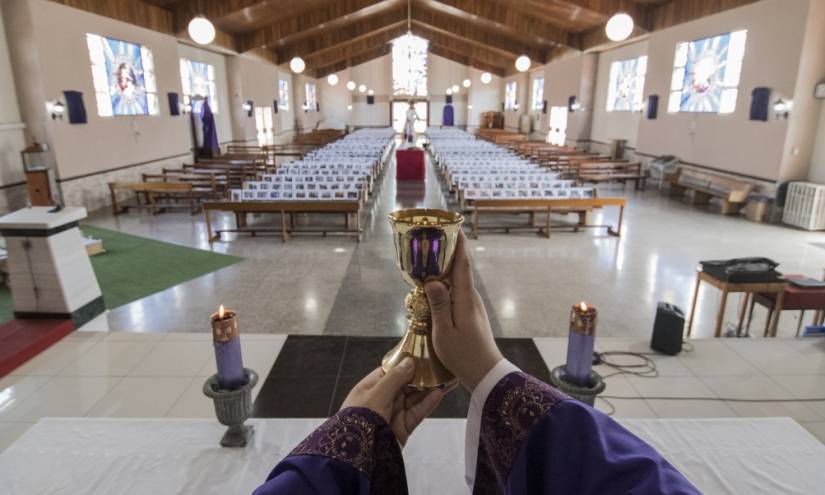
[2,332,824,453]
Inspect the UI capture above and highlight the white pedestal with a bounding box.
[0,207,103,326]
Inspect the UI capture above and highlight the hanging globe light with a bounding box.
[289,56,306,74]
[367,89,374,96]
[462,79,471,88]
[480,72,492,84]
[188,17,216,45]
[327,74,339,86]
[358,84,367,93]
[605,13,634,42]
[446,88,453,95]
[515,55,531,72]
[346,81,356,91]
[451,84,459,93]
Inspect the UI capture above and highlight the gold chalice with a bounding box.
[382,208,464,390]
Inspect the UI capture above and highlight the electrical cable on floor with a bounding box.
[594,341,825,415]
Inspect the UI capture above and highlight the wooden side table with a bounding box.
[686,269,786,338]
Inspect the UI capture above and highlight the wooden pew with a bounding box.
[108,181,195,216]
[668,168,753,214]
[142,172,225,201]
[464,197,626,239]
[578,161,647,190]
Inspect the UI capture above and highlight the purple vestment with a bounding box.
[253,372,699,494]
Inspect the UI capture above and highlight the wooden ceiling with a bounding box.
[53,0,758,77]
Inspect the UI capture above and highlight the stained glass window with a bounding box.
[531,77,545,111]
[86,34,159,116]
[606,56,647,112]
[392,33,428,97]
[279,80,289,110]
[305,82,317,111]
[668,30,747,114]
[505,81,517,111]
[179,58,218,114]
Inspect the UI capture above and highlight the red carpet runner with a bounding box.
[0,319,75,378]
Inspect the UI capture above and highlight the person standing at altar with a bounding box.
[253,233,699,494]
[403,100,420,146]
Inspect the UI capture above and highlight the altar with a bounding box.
[1,417,822,494]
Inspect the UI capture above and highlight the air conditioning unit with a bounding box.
[783,182,825,230]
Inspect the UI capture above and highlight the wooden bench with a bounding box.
[108,181,196,216]
[578,161,647,190]
[464,197,626,239]
[202,200,362,242]
[142,173,225,201]
[668,168,753,214]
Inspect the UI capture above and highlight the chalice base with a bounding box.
[382,289,457,391]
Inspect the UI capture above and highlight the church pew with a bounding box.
[108,181,196,216]
[578,161,647,190]
[668,168,753,214]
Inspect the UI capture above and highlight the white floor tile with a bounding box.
[75,311,110,332]
[601,374,639,397]
[86,377,192,417]
[725,401,822,422]
[532,338,569,370]
[700,375,791,400]
[102,331,167,343]
[727,339,825,375]
[0,422,34,453]
[0,376,52,418]
[59,341,158,376]
[2,376,120,422]
[129,341,212,377]
[196,338,285,378]
[645,399,737,418]
[800,422,825,445]
[626,376,718,399]
[165,378,216,418]
[9,339,98,376]
[163,332,213,341]
[678,340,760,376]
[770,374,825,400]
[63,330,105,342]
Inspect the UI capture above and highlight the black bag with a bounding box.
[700,257,780,283]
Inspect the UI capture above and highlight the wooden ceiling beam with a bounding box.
[171,0,262,32]
[314,45,391,78]
[646,0,758,32]
[275,6,406,62]
[305,22,407,73]
[428,44,506,77]
[236,0,397,52]
[422,0,574,48]
[410,22,513,73]
[411,2,548,63]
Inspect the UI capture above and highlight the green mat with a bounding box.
[0,225,243,324]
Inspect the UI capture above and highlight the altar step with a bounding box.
[0,319,75,378]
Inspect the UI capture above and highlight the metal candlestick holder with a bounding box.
[203,368,258,447]
[549,366,605,407]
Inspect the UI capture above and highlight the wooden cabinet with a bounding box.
[25,170,53,206]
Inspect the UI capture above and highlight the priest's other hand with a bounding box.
[341,358,443,447]
[426,232,503,392]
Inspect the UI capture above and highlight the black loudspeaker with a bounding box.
[542,100,547,114]
[246,101,254,117]
[273,100,278,113]
[445,94,453,104]
[646,95,659,120]
[63,90,87,124]
[367,95,375,105]
[650,302,685,355]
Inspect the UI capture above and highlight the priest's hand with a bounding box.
[341,358,443,447]
[426,232,503,392]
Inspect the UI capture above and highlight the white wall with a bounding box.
[428,53,469,127]
[502,72,528,131]
[810,106,825,183]
[591,40,649,148]
[636,0,808,181]
[294,73,323,131]
[178,43,233,145]
[349,55,391,127]
[319,68,351,128]
[0,3,26,210]
[466,67,503,129]
[542,52,597,145]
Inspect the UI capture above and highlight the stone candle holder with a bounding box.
[203,368,258,447]
[549,366,605,407]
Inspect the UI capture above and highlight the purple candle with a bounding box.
[211,305,245,389]
[565,301,598,387]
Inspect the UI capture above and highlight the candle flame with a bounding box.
[218,304,225,318]
[579,301,588,312]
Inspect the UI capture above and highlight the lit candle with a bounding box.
[211,304,245,389]
[565,301,598,387]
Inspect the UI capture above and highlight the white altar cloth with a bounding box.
[0,417,822,494]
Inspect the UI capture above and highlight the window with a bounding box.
[668,30,747,114]
[606,56,647,112]
[531,78,545,111]
[179,58,218,114]
[505,81,517,111]
[279,80,289,110]
[86,33,158,116]
[392,33,428,97]
[305,82,317,111]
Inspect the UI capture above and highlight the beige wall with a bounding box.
[178,43,232,146]
[636,0,808,181]
[349,55,391,127]
[319,68,351,128]
[502,72,528,131]
[294,73,323,132]
[428,53,469,127]
[542,52,597,145]
[466,67,503,129]
[0,4,27,211]
[810,106,825,184]
[591,40,649,148]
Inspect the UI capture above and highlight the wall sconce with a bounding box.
[773,98,790,119]
[347,104,353,111]
[242,100,254,117]
[568,95,583,112]
[47,100,65,120]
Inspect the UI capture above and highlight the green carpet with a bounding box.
[0,226,243,324]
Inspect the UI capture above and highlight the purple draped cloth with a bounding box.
[200,98,219,155]
[442,104,454,126]
[253,373,699,495]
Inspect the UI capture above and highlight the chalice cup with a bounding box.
[382,208,464,390]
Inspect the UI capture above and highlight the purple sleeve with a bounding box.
[473,372,700,495]
[253,407,407,495]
